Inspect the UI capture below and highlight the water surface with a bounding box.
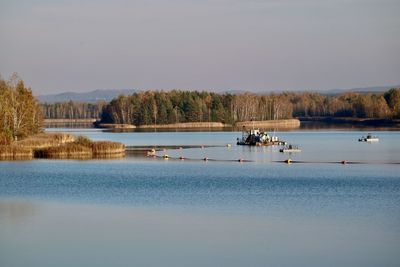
[1,129,399,267]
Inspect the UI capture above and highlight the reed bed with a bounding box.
[35,144,92,159]
[91,141,125,155]
[34,136,125,159]
[0,145,33,159]
[16,133,76,149]
[73,136,125,155]
[3,133,125,160]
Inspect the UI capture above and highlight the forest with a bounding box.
[94,89,400,125]
[39,89,400,126]
[0,74,43,143]
[42,101,106,120]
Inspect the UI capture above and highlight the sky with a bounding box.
[0,0,399,95]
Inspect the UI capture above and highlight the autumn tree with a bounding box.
[0,74,43,141]
[384,88,400,118]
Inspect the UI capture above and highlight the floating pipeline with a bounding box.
[274,160,400,165]
[150,155,400,165]
[142,145,400,165]
[153,155,254,163]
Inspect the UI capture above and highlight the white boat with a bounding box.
[279,144,301,153]
[358,134,379,142]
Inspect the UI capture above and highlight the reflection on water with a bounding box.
[0,201,38,225]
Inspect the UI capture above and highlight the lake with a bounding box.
[1,128,399,267]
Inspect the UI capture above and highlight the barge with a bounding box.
[237,129,286,146]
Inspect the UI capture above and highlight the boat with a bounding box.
[237,129,286,146]
[279,144,301,153]
[358,134,379,142]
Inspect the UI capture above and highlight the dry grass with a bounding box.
[74,135,93,147]
[0,133,12,145]
[35,143,92,159]
[72,136,125,155]
[91,141,125,155]
[16,133,76,149]
[137,122,229,129]
[3,133,125,160]
[0,145,33,159]
[235,119,301,129]
[34,137,125,159]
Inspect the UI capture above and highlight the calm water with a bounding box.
[1,129,400,267]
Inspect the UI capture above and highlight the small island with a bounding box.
[0,75,125,160]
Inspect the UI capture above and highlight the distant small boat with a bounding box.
[358,134,379,142]
[279,144,301,153]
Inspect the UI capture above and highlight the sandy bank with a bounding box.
[96,123,136,129]
[235,119,300,129]
[137,122,230,129]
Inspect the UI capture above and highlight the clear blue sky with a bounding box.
[0,0,399,94]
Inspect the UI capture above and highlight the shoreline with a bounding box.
[298,117,400,126]
[94,119,301,129]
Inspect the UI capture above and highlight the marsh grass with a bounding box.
[0,145,33,159]
[16,133,76,149]
[34,135,125,159]
[73,135,93,147]
[2,133,125,160]
[73,135,125,155]
[35,144,92,159]
[91,141,125,155]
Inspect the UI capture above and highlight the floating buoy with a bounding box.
[284,159,292,164]
[179,147,183,150]
[238,158,243,162]
[341,160,347,164]
[203,157,208,161]
[201,145,205,149]
[226,144,232,147]
[179,156,185,160]
[163,154,169,159]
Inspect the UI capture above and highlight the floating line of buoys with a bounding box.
[152,154,254,162]
[275,160,400,165]
[150,155,400,165]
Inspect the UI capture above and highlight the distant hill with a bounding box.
[37,89,138,103]
[37,85,399,103]
[255,85,400,95]
[321,85,400,95]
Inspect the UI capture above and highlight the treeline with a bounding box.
[40,89,400,125]
[41,101,106,119]
[98,89,400,125]
[0,74,43,143]
[291,90,400,118]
